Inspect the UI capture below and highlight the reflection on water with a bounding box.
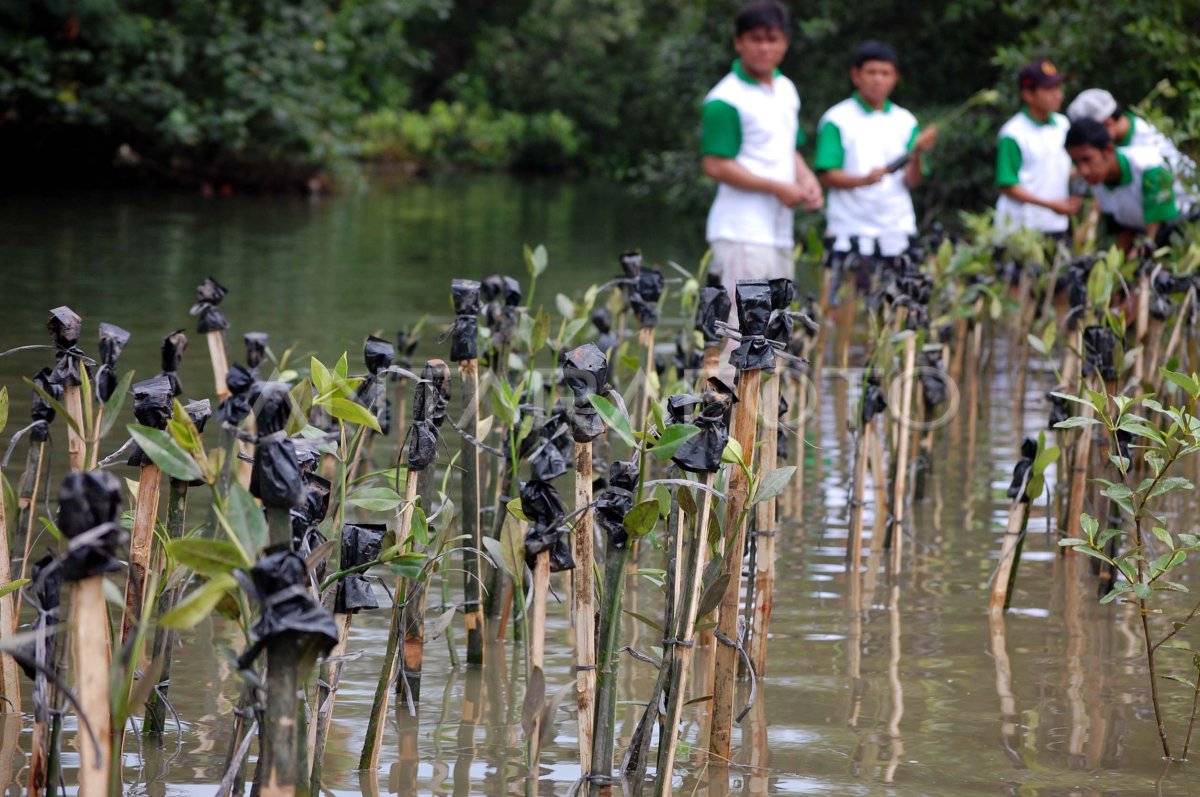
[0,177,1196,795]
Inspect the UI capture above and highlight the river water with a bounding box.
[0,176,1195,795]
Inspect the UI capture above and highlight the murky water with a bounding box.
[1,176,1197,795]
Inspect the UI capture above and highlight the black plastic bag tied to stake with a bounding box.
[729,280,778,372]
[95,322,131,403]
[191,276,230,333]
[561,343,610,443]
[919,350,948,407]
[861,373,888,425]
[220,363,255,427]
[695,287,732,349]
[127,375,175,467]
[57,471,127,582]
[521,480,575,573]
[18,554,61,681]
[1083,325,1117,382]
[595,460,640,550]
[482,273,522,351]
[524,407,571,482]
[47,306,85,387]
[244,332,269,371]
[357,335,395,434]
[29,367,61,443]
[335,523,385,614]
[407,359,451,471]
[670,377,737,474]
[1007,438,1038,502]
[449,278,481,362]
[160,330,188,397]
[236,547,340,670]
[249,381,303,509]
[175,399,213,485]
[590,308,618,356]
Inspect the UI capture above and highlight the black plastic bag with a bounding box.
[236,547,340,669]
[449,279,482,362]
[47,306,85,387]
[521,480,575,573]
[160,330,188,397]
[695,287,731,348]
[629,267,664,329]
[17,553,61,681]
[128,375,176,467]
[1007,437,1037,501]
[356,336,394,434]
[591,308,618,356]
[95,322,131,403]
[249,381,302,509]
[395,329,420,371]
[57,471,127,582]
[191,277,229,333]
[861,373,888,425]
[729,280,775,372]
[919,350,948,407]
[561,343,609,443]
[666,393,699,425]
[30,367,61,441]
[290,470,331,541]
[527,406,571,482]
[407,359,451,471]
[334,523,385,613]
[244,333,269,371]
[1047,391,1070,429]
[183,398,213,433]
[595,460,639,549]
[671,377,736,474]
[1083,325,1117,382]
[219,363,255,426]
[669,334,702,377]
[777,392,790,460]
[482,274,522,352]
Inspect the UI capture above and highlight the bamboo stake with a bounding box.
[1155,286,1195,395]
[887,326,917,572]
[846,423,870,576]
[309,610,352,792]
[63,384,86,472]
[654,473,715,795]
[208,331,231,404]
[123,462,162,643]
[460,359,485,666]
[1066,372,1095,541]
[748,371,780,674]
[527,549,551,771]
[989,496,1030,616]
[0,484,18,714]
[144,477,187,735]
[573,441,596,776]
[73,576,111,796]
[398,470,425,703]
[710,368,761,761]
[261,635,303,797]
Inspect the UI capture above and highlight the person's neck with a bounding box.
[745,66,774,85]
[862,94,886,110]
[1026,105,1051,123]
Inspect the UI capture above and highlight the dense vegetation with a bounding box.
[2,0,1198,214]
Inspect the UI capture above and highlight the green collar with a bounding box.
[1118,112,1137,147]
[732,58,781,86]
[1107,151,1133,188]
[852,91,892,114]
[1020,106,1055,126]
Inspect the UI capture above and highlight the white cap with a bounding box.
[1067,88,1119,123]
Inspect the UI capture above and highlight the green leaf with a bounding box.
[525,243,549,278]
[1134,581,1153,600]
[589,394,636,448]
[225,483,268,554]
[752,466,797,506]
[99,369,135,438]
[1149,477,1194,500]
[648,423,700,462]
[411,503,430,547]
[1100,583,1131,604]
[1026,333,1046,356]
[722,438,745,467]
[654,484,672,519]
[1080,513,1098,543]
[555,293,575,320]
[1054,416,1101,430]
[623,500,661,538]
[328,397,382,433]
[310,356,333,394]
[127,424,204,482]
[160,574,238,630]
[166,539,251,576]
[0,386,8,437]
[0,578,29,600]
[387,551,428,581]
[25,377,80,437]
[623,609,663,633]
[348,486,404,512]
[1161,368,1200,398]
[334,352,349,381]
[500,515,525,585]
[1153,526,1176,550]
[506,497,528,522]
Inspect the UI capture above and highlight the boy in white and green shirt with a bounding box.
[1066,118,1193,250]
[813,40,937,258]
[1067,88,1195,183]
[994,59,1079,236]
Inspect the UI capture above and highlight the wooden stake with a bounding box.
[309,611,352,792]
[846,423,870,577]
[0,486,18,714]
[573,441,596,776]
[208,331,231,404]
[887,326,917,571]
[123,463,162,643]
[460,359,486,666]
[527,549,550,770]
[654,473,714,796]
[144,477,187,735]
[710,368,762,761]
[748,372,780,674]
[989,497,1030,616]
[63,385,86,472]
[1066,372,1095,541]
[398,469,425,703]
[73,576,111,796]
[261,637,303,797]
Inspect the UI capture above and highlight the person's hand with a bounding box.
[774,181,809,208]
[799,181,824,211]
[1046,196,1083,216]
[861,166,889,187]
[914,125,938,153]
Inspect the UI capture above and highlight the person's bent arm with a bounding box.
[904,125,938,189]
[794,152,824,210]
[999,186,1081,216]
[703,156,807,207]
[818,167,888,190]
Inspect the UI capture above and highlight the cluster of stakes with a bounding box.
[4,223,1200,795]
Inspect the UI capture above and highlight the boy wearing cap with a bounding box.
[813,41,938,259]
[701,0,823,300]
[1067,88,1194,180]
[1065,118,1193,250]
[995,59,1080,236]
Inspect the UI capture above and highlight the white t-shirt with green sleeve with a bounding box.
[1119,113,1194,182]
[1093,146,1188,232]
[813,93,920,256]
[994,109,1072,235]
[702,59,804,249]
